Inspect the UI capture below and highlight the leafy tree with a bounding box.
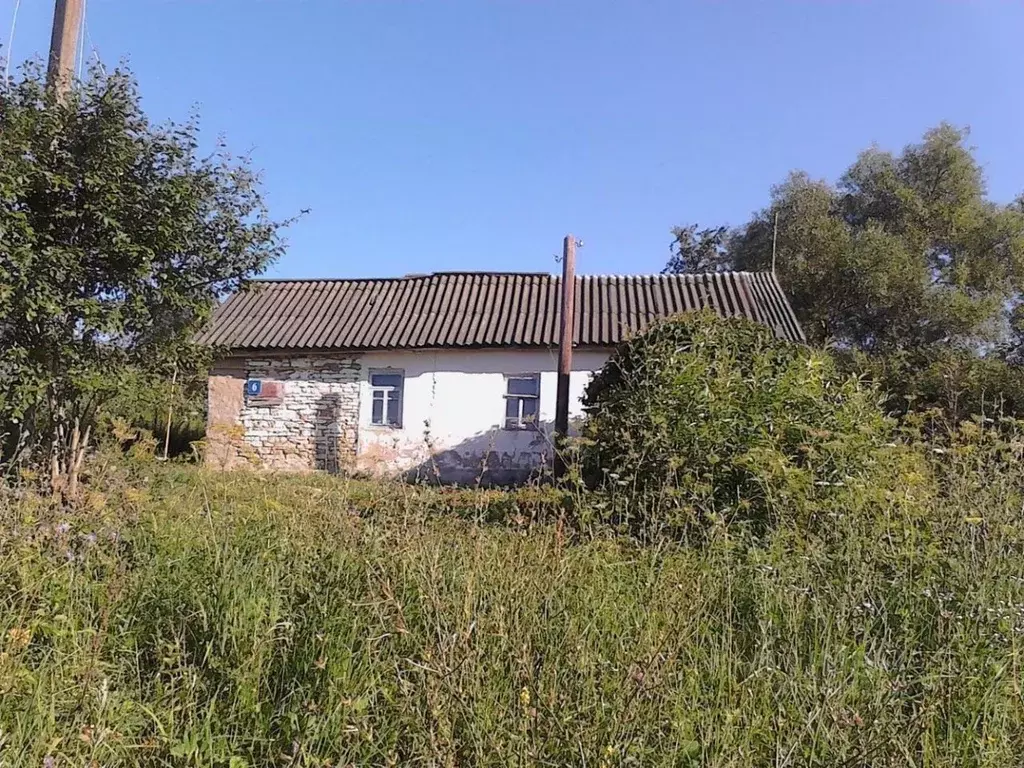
[667,125,1024,419]
[0,63,291,494]
[664,224,730,274]
[669,125,1024,350]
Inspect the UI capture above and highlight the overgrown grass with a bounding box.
[2,447,1024,766]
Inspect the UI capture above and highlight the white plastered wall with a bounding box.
[355,348,610,482]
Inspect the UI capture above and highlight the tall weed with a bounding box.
[1,450,1023,766]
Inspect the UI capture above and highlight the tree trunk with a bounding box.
[67,421,90,501]
[46,391,91,503]
[49,395,64,496]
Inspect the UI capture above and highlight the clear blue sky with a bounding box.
[3,1,1023,279]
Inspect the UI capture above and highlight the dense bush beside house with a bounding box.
[581,312,900,536]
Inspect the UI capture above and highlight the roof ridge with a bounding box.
[248,270,768,284]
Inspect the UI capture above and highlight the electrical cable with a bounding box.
[5,0,23,82]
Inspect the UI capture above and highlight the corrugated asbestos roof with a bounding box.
[198,271,805,351]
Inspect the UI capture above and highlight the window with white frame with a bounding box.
[369,370,404,427]
[504,374,540,430]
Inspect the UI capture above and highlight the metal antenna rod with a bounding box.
[771,211,779,275]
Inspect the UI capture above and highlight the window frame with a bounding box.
[503,373,541,431]
[369,368,405,428]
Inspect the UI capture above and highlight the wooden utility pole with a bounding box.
[47,0,84,96]
[553,234,577,479]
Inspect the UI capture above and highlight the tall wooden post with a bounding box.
[553,234,576,479]
[47,0,84,96]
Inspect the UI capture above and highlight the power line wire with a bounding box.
[82,0,104,77]
[5,0,23,82]
[76,0,88,79]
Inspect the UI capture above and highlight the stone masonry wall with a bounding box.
[206,355,361,472]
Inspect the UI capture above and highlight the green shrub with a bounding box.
[582,312,895,534]
[838,346,1024,426]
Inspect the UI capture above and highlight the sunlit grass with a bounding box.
[1,461,1023,766]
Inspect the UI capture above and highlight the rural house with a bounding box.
[199,271,804,483]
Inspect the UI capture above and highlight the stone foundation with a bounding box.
[205,355,361,472]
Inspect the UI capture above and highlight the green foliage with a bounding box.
[664,224,730,274]
[582,312,894,534]
[0,62,290,479]
[2,454,1024,766]
[838,346,1024,426]
[667,124,1024,422]
[727,124,1024,350]
[95,365,208,458]
[326,479,571,526]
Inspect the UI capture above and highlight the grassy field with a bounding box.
[2,457,1024,767]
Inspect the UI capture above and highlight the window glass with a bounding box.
[386,391,401,425]
[522,397,538,420]
[371,372,403,389]
[504,374,540,429]
[507,376,539,396]
[370,370,403,427]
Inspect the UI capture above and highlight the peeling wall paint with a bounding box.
[356,348,609,483]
